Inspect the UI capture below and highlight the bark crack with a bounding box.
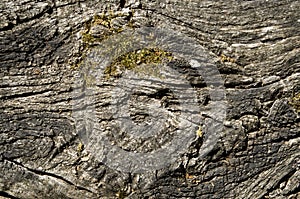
[3,157,96,195]
[0,191,20,199]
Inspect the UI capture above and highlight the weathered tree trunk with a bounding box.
[1,0,299,198]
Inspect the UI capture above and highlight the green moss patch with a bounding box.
[104,48,173,78]
[70,10,135,70]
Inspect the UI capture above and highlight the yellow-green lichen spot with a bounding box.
[77,142,84,152]
[196,126,203,137]
[104,48,173,79]
[289,93,300,113]
[220,54,236,63]
[70,10,136,70]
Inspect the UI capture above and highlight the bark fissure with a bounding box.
[1,0,299,198]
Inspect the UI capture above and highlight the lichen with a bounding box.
[81,13,125,46]
[104,48,173,78]
[69,10,135,70]
[92,12,126,32]
[81,32,96,44]
[220,54,236,63]
[289,93,300,112]
[116,190,127,199]
[77,142,84,153]
[196,126,203,137]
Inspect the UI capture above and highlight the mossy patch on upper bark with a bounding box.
[104,48,173,79]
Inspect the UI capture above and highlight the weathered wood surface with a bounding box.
[1,0,300,198]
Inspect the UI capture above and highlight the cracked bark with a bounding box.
[1,0,300,198]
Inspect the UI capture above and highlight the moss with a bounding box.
[289,93,300,112]
[81,32,96,44]
[104,48,173,78]
[69,10,135,70]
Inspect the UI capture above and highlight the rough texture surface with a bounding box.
[1,0,300,198]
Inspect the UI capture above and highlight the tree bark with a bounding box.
[0,0,299,198]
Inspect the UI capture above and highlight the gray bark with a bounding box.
[0,0,299,198]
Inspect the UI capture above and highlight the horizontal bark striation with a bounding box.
[0,0,299,198]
